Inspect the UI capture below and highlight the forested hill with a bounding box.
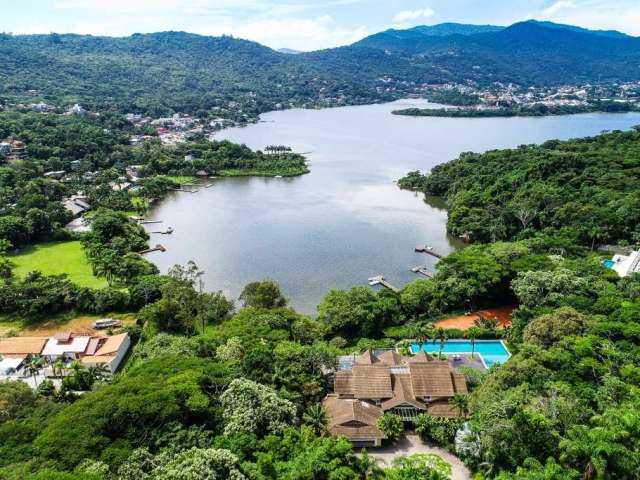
[0,32,382,117]
[353,20,640,84]
[1,21,640,116]
[399,128,640,246]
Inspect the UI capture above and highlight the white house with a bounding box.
[610,251,640,277]
[80,333,131,372]
[41,333,92,361]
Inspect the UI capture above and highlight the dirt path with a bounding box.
[360,434,472,480]
[0,314,136,337]
[434,305,514,330]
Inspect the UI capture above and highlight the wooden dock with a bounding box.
[368,275,400,292]
[151,228,173,235]
[415,245,443,259]
[139,220,162,225]
[139,244,166,255]
[410,266,433,278]
[173,188,199,193]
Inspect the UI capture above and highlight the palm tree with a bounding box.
[303,403,329,437]
[466,327,482,360]
[25,356,43,388]
[358,451,385,480]
[449,394,470,418]
[436,328,448,359]
[53,359,65,378]
[88,363,111,383]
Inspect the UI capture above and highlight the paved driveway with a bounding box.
[358,434,472,480]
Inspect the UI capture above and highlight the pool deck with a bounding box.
[410,339,511,370]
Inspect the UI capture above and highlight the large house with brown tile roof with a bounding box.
[322,349,468,447]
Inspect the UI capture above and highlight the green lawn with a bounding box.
[10,241,108,289]
[164,175,196,184]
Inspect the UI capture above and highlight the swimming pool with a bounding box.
[603,259,615,269]
[410,340,511,368]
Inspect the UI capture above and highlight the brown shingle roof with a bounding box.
[354,350,380,365]
[427,400,460,418]
[0,337,47,356]
[335,371,355,396]
[382,373,426,411]
[452,372,468,394]
[409,363,456,397]
[406,351,436,363]
[323,396,384,441]
[352,365,392,399]
[376,350,405,366]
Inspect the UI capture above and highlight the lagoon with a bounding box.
[144,100,640,313]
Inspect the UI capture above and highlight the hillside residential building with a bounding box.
[62,194,91,217]
[322,349,468,447]
[80,333,131,372]
[609,250,640,277]
[0,337,48,381]
[41,332,130,373]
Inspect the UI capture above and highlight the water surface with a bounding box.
[145,100,640,313]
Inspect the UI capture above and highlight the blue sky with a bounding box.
[6,0,640,51]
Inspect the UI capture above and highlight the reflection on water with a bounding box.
[145,101,640,313]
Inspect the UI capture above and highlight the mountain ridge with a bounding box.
[0,20,639,116]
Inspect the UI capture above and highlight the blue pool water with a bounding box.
[603,259,615,269]
[410,340,510,368]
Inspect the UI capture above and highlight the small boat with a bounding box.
[275,175,283,178]
[165,227,174,234]
[93,319,122,329]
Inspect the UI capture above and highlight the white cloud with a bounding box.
[542,0,576,17]
[538,0,640,35]
[208,15,369,51]
[392,7,435,24]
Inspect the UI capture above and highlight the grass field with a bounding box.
[164,175,196,184]
[10,241,108,289]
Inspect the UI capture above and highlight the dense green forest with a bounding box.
[399,128,640,246]
[2,231,640,478]
[1,20,640,117]
[392,101,640,118]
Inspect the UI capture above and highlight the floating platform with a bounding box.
[415,245,443,259]
[139,244,166,255]
[368,275,400,292]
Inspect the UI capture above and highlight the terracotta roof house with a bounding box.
[0,337,48,358]
[323,349,468,446]
[42,332,131,373]
[80,333,131,372]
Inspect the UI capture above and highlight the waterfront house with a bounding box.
[322,349,468,447]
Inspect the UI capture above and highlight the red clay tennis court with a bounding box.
[434,306,514,330]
